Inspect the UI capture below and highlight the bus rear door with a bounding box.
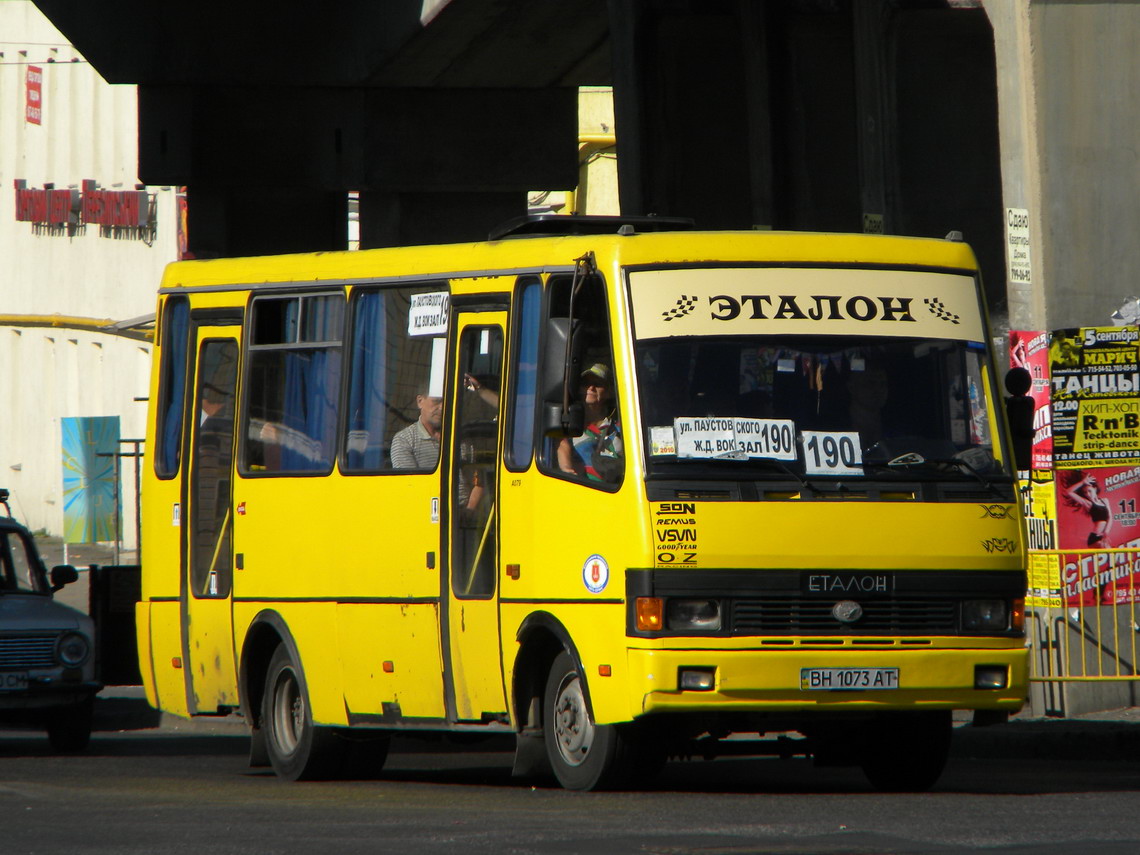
[182,324,240,713]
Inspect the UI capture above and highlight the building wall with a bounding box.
[1033,1,1140,330]
[0,2,178,544]
[989,0,1140,332]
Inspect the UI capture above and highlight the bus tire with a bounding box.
[543,651,632,791]
[859,711,952,792]
[262,644,345,781]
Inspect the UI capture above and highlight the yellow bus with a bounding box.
[137,217,1027,791]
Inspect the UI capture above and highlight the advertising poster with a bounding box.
[1021,471,1058,552]
[1055,465,1140,606]
[1009,330,1052,470]
[1049,326,1140,468]
[61,416,121,543]
[1027,552,1063,608]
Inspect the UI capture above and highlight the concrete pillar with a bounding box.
[988,0,1140,331]
[185,185,348,259]
[608,0,755,229]
[357,191,526,248]
[987,1,1048,332]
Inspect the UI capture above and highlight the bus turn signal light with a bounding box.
[1011,597,1025,632]
[636,597,664,631]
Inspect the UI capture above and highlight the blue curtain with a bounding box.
[279,348,341,472]
[345,291,388,470]
[510,282,541,466]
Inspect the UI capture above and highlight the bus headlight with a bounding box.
[961,600,1009,632]
[56,632,91,667]
[666,599,722,631]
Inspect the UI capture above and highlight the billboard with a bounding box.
[61,416,121,544]
[1049,327,1140,468]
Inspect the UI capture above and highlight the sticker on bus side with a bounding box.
[583,554,610,594]
[654,502,698,566]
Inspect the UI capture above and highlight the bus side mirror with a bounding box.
[1003,367,1034,471]
[541,317,585,437]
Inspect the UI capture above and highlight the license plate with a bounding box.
[800,667,899,691]
[0,672,29,691]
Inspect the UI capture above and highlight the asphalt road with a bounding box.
[1,715,1138,855]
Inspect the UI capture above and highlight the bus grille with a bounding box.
[0,635,58,669]
[732,598,958,634]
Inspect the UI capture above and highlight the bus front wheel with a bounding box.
[262,644,345,781]
[543,651,635,791]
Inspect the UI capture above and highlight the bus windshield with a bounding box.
[626,264,1011,484]
[636,334,1008,481]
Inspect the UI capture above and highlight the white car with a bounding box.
[0,492,101,751]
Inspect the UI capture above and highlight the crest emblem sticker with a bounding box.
[583,554,610,594]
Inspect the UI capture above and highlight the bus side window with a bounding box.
[155,296,190,478]
[342,285,448,474]
[540,274,623,486]
[242,293,344,474]
[506,277,541,470]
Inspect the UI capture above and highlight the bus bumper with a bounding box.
[625,644,1028,717]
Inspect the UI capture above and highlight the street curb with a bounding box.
[96,692,1140,763]
[951,718,1140,761]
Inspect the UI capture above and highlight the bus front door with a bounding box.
[445,314,507,723]
[182,327,240,714]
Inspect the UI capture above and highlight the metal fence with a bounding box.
[1026,548,1140,716]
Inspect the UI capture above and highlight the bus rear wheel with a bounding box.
[262,644,345,781]
[859,711,952,792]
[544,651,647,791]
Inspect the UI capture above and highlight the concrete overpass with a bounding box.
[33,0,1140,334]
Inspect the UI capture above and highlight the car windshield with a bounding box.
[0,528,49,594]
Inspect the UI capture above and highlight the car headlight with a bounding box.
[56,632,91,667]
[961,600,1009,632]
[666,598,722,631]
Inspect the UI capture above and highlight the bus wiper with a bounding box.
[885,452,1005,497]
[744,456,817,493]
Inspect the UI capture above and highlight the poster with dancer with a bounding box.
[1056,465,1140,605]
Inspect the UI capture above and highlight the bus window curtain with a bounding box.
[279,349,340,471]
[345,292,388,470]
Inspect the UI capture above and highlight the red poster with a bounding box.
[1009,330,1052,470]
[1056,464,1140,605]
[26,66,42,125]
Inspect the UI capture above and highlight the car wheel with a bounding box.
[46,696,94,753]
[261,644,345,781]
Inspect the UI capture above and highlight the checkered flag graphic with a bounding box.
[662,295,699,322]
[924,297,960,325]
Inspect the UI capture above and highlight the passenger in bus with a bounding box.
[557,363,623,482]
[391,391,443,469]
